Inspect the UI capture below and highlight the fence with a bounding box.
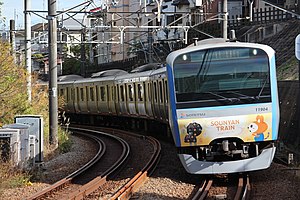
[229,7,298,28]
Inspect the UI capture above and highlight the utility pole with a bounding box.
[222,0,228,40]
[80,29,86,76]
[48,0,58,148]
[9,20,16,63]
[24,0,32,102]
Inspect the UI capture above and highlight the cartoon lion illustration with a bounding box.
[247,115,270,141]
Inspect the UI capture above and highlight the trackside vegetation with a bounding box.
[0,41,71,194]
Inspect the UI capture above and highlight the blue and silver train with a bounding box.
[58,38,279,174]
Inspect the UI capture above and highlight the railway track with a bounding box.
[26,126,161,200]
[192,173,250,200]
[26,127,130,200]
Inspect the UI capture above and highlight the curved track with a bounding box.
[26,126,161,200]
[26,127,130,200]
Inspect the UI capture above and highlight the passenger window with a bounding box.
[80,88,84,101]
[66,88,69,101]
[120,85,125,102]
[90,87,94,101]
[116,85,119,101]
[137,84,143,101]
[159,81,163,103]
[100,86,106,101]
[76,88,79,101]
[111,86,115,101]
[86,86,89,101]
[164,80,168,103]
[59,89,64,97]
[148,83,152,101]
[107,86,110,101]
[96,86,99,101]
[128,84,134,101]
[154,82,158,103]
[71,88,75,101]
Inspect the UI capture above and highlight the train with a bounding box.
[58,38,280,174]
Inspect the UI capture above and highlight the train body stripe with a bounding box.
[270,55,279,140]
[166,63,181,146]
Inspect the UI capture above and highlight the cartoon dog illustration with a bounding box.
[184,122,202,143]
[247,115,270,141]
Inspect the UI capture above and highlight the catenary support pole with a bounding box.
[223,0,228,40]
[24,0,32,102]
[48,0,58,148]
[9,20,16,63]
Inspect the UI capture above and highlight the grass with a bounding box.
[58,127,73,153]
[0,162,32,195]
[277,56,299,80]
[0,126,72,194]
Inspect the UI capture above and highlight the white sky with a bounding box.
[1,0,102,30]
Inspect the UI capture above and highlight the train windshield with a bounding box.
[173,47,271,107]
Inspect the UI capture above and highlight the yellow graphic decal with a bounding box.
[178,113,272,147]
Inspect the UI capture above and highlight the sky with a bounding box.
[1,0,102,30]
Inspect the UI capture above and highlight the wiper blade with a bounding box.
[206,92,240,104]
[256,75,269,100]
[227,91,256,102]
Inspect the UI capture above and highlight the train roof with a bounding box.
[58,74,84,82]
[166,38,275,65]
[115,66,166,83]
[91,69,128,78]
[130,63,162,73]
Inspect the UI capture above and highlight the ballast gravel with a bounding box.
[1,134,300,200]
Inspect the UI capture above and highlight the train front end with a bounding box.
[166,40,279,174]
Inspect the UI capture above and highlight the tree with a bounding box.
[0,1,5,26]
[0,42,29,126]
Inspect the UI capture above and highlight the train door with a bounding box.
[164,79,169,122]
[145,81,153,118]
[106,85,110,113]
[111,84,117,115]
[86,86,89,113]
[158,79,165,120]
[80,86,88,113]
[74,86,80,113]
[108,84,115,114]
[70,87,75,113]
[76,86,84,113]
[95,85,100,113]
[142,82,148,117]
[115,84,120,115]
[119,83,127,115]
[127,83,137,116]
[136,82,147,117]
[89,85,97,113]
[99,85,109,114]
[152,80,159,119]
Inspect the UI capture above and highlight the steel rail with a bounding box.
[192,178,213,200]
[65,127,130,199]
[234,174,250,200]
[110,136,161,200]
[26,131,105,200]
[110,137,161,199]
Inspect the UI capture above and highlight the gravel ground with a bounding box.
[1,134,300,200]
